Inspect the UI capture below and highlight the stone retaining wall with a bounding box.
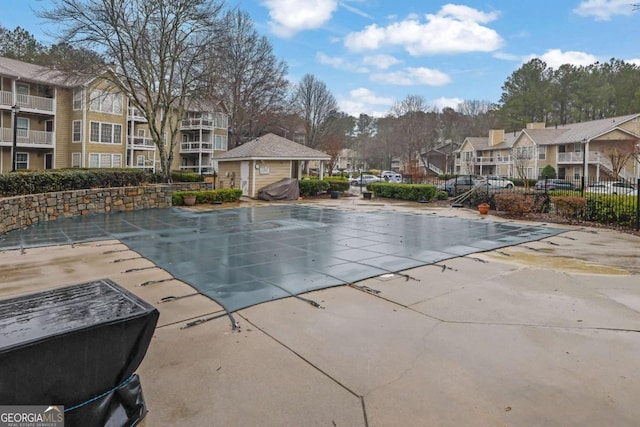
[0,183,209,234]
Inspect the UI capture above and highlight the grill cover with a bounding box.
[0,279,159,426]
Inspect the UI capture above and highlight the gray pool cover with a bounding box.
[0,205,565,312]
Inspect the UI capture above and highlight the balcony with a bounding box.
[180,141,214,153]
[127,136,155,150]
[0,91,55,113]
[0,128,54,147]
[127,107,147,122]
[181,118,214,130]
[557,151,599,164]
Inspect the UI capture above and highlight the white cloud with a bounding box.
[338,87,394,117]
[344,4,503,55]
[263,0,338,38]
[493,52,521,61]
[361,54,401,70]
[371,67,451,86]
[340,1,372,19]
[627,58,640,66]
[527,49,598,68]
[573,0,635,21]
[431,97,463,111]
[316,52,369,72]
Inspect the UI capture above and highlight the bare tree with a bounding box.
[211,10,289,148]
[512,145,535,188]
[601,141,636,180]
[292,74,338,149]
[40,0,224,182]
[390,95,438,176]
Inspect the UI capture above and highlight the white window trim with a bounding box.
[89,89,123,115]
[15,152,29,170]
[72,152,82,168]
[72,120,82,143]
[89,121,123,144]
[73,88,83,111]
[88,153,122,168]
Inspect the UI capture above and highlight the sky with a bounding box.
[3,0,640,118]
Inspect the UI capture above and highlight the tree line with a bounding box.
[2,0,638,177]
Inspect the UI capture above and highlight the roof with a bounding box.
[462,132,518,151]
[520,113,640,146]
[0,56,83,87]
[214,133,330,161]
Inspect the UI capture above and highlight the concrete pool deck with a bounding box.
[1,197,639,426]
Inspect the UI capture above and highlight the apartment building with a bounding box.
[456,115,640,181]
[0,56,228,174]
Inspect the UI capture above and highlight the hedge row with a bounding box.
[368,183,437,201]
[173,188,242,205]
[0,169,150,197]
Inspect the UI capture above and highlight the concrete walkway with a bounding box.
[1,197,639,426]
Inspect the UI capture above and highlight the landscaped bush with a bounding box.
[494,193,536,216]
[299,178,330,196]
[511,178,537,188]
[583,194,638,227]
[173,188,242,205]
[0,169,149,197]
[551,196,586,219]
[323,178,350,192]
[171,171,204,182]
[436,190,449,200]
[368,182,437,201]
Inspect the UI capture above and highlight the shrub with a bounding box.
[0,169,149,197]
[551,196,586,219]
[171,171,204,182]
[583,194,637,227]
[511,178,537,188]
[540,165,557,179]
[436,190,449,200]
[368,183,437,201]
[494,193,535,217]
[173,188,242,205]
[323,178,350,192]
[299,179,330,196]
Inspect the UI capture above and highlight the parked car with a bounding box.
[350,174,382,186]
[534,179,579,191]
[381,171,403,183]
[586,181,636,195]
[485,176,515,189]
[437,177,485,196]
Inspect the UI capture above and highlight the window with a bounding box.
[16,118,29,138]
[89,121,122,144]
[73,88,83,110]
[88,153,122,168]
[15,152,28,170]
[538,146,546,160]
[16,83,29,105]
[136,155,145,167]
[214,134,227,150]
[72,152,82,168]
[89,90,123,114]
[72,120,82,143]
[573,167,581,179]
[214,113,228,129]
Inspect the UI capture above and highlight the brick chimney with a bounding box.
[488,129,504,147]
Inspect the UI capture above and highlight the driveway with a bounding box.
[1,198,639,426]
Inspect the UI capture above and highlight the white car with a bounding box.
[350,174,382,186]
[484,176,515,189]
[586,181,635,195]
[381,171,403,183]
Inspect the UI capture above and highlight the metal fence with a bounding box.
[408,175,639,232]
